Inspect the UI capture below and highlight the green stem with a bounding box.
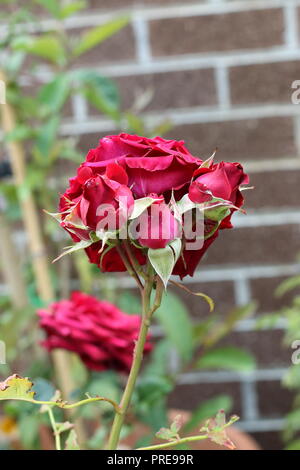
[117,245,143,291]
[47,407,61,451]
[1,396,121,413]
[106,274,163,450]
[123,240,147,281]
[137,434,208,451]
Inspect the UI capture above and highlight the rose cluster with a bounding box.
[59,134,248,280]
[38,291,152,373]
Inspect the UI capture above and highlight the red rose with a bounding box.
[85,243,146,272]
[189,161,249,229]
[59,134,201,271]
[134,195,180,250]
[59,162,134,242]
[38,292,152,373]
[57,134,249,280]
[82,134,202,198]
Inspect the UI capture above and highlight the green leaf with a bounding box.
[177,193,196,215]
[65,429,80,450]
[148,245,176,288]
[169,238,182,263]
[275,275,300,297]
[125,112,146,135]
[155,427,177,441]
[73,69,120,118]
[202,302,256,348]
[155,292,194,362]
[12,35,66,65]
[0,375,35,401]
[116,291,141,315]
[285,409,300,436]
[149,120,173,138]
[184,395,232,432]
[85,377,120,415]
[84,76,120,119]
[35,115,60,157]
[73,16,129,57]
[142,339,172,378]
[5,51,25,75]
[59,1,87,19]
[255,313,281,330]
[19,414,39,448]
[200,410,239,450]
[53,239,94,263]
[56,422,74,435]
[4,124,34,142]
[204,203,230,223]
[35,0,86,19]
[33,378,56,401]
[34,0,61,17]
[136,376,172,407]
[38,74,71,114]
[170,415,183,434]
[283,365,300,390]
[129,196,160,220]
[285,439,300,450]
[197,346,256,372]
[200,149,217,168]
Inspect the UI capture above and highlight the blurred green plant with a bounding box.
[256,271,300,449]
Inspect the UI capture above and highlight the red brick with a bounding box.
[77,133,104,153]
[200,224,300,267]
[169,282,235,320]
[246,170,300,209]
[168,382,242,417]
[257,380,294,418]
[230,61,300,105]
[150,9,284,56]
[71,25,136,66]
[251,431,283,450]
[165,117,296,161]
[89,68,217,115]
[251,276,298,314]
[215,329,290,367]
[89,0,182,7]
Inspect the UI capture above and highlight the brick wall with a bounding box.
[3,0,300,449]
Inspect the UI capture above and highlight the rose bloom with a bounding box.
[82,134,202,198]
[59,134,248,278]
[135,194,181,250]
[38,292,152,373]
[59,162,134,242]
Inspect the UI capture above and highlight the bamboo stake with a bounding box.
[0,69,87,445]
[0,211,28,309]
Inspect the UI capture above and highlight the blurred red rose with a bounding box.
[38,292,152,373]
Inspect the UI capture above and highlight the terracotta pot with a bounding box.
[122,409,260,451]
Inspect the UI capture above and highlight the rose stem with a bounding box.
[106,269,164,450]
[123,240,147,281]
[116,245,144,292]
